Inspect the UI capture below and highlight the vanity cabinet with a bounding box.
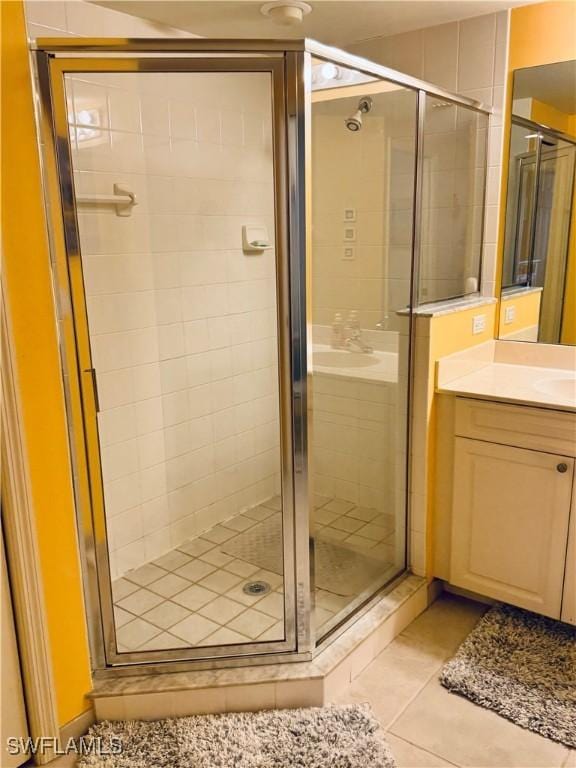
[451,438,573,619]
[434,396,576,624]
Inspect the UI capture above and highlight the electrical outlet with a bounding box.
[472,314,486,334]
[342,246,355,260]
[504,305,516,324]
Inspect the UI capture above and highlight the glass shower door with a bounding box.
[308,62,417,639]
[46,56,299,664]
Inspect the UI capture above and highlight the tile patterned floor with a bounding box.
[333,594,575,768]
[112,495,398,652]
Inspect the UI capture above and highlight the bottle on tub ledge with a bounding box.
[331,312,344,349]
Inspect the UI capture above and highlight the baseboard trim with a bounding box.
[427,577,444,605]
[442,581,496,606]
[59,707,95,744]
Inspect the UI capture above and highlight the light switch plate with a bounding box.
[504,305,516,324]
[343,226,356,242]
[342,246,355,260]
[472,314,486,334]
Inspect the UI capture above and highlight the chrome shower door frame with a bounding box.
[35,45,312,672]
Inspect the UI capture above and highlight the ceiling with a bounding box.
[514,60,576,115]
[94,0,529,46]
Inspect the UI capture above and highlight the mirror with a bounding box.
[499,60,576,345]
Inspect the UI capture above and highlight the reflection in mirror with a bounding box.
[499,60,576,345]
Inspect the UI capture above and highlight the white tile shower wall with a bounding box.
[312,90,416,331]
[68,71,281,578]
[346,10,510,297]
[24,1,193,41]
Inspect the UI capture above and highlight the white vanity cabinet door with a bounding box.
[451,437,573,619]
[561,489,576,625]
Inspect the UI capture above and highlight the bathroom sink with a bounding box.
[313,350,378,368]
[534,376,576,401]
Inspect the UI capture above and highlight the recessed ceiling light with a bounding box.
[260,1,312,26]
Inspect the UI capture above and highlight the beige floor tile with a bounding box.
[390,676,569,768]
[142,600,191,630]
[225,582,267,607]
[116,617,162,650]
[314,494,331,509]
[342,533,379,551]
[331,516,365,533]
[400,594,487,654]
[112,578,140,601]
[228,608,276,638]
[385,733,458,767]
[170,613,220,645]
[314,508,341,525]
[202,525,237,544]
[198,595,246,624]
[243,505,275,521]
[318,526,349,542]
[334,633,445,728]
[177,537,214,557]
[114,606,134,628]
[172,584,218,611]
[346,506,380,522]
[137,632,189,651]
[117,588,164,616]
[147,572,190,598]
[252,569,283,589]
[125,563,166,586]
[174,558,216,583]
[224,558,260,578]
[262,496,282,511]
[315,606,336,631]
[200,548,235,567]
[356,523,390,542]
[324,499,355,514]
[255,591,284,619]
[199,569,243,594]
[222,515,255,533]
[201,626,249,646]
[257,621,284,641]
[152,549,191,572]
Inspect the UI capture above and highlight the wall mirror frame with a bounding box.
[499,59,576,346]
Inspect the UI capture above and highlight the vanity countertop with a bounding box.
[436,341,576,413]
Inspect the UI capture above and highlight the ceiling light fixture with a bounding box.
[260,1,312,26]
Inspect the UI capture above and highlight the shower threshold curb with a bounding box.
[89,574,427,721]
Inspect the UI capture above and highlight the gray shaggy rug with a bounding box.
[440,603,576,747]
[77,704,396,767]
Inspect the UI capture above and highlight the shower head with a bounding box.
[345,97,373,132]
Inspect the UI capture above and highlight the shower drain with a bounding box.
[243,580,271,596]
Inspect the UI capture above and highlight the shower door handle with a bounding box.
[84,367,100,413]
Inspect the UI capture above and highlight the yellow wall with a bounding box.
[530,99,574,134]
[1,0,93,726]
[499,290,542,340]
[508,1,576,71]
[423,303,498,577]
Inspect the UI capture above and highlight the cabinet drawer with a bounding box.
[454,398,576,455]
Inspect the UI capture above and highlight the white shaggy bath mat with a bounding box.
[440,603,576,747]
[77,703,396,767]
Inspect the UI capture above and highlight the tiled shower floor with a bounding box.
[112,496,397,652]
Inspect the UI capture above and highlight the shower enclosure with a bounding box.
[35,38,489,674]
